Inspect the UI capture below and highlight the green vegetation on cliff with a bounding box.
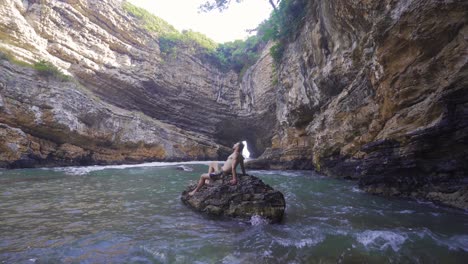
[123,1,217,54]
[257,0,308,64]
[0,50,70,81]
[122,1,178,36]
[0,49,31,68]
[33,60,70,81]
[199,0,308,65]
[122,0,307,72]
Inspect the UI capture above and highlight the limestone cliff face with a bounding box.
[1,0,467,208]
[0,59,221,167]
[0,0,275,167]
[250,0,467,208]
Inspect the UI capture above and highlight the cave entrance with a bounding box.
[242,140,251,159]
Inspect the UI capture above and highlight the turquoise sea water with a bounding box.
[0,162,467,263]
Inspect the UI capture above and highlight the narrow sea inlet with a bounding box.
[0,163,467,263]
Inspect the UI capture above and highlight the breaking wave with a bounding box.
[49,161,214,175]
[356,230,408,252]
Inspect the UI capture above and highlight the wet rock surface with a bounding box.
[252,0,468,209]
[181,174,286,223]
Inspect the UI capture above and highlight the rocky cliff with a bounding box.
[0,0,275,167]
[0,0,466,208]
[249,0,468,209]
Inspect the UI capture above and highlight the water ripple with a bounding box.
[1,164,467,263]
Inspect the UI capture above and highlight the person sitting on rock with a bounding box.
[189,142,246,196]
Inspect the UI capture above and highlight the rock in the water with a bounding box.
[181,174,285,223]
[176,165,193,172]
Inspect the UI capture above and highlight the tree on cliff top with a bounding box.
[122,1,218,53]
[200,0,307,65]
[199,0,280,13]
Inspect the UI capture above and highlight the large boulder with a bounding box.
[181,174,286,223]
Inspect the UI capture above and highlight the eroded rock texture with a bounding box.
[249,0,468,209]
[181,174,286,223]
[0,0,275,166]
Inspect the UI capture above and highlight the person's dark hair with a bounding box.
[237,141,244,152]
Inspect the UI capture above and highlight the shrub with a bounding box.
[122,1,178,36]
[0,51,8,61]
[158,33,180,56]
[254,0,308,64]
[181,29,218,52]
[122,0,308,73]
[214,0,308,68]
[0,49,32,67]
[215,36,262,74]
[270,42,284,65]
[33,60,70,81]
[123,1,218,57]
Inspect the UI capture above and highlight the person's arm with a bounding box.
[230,153,239,185]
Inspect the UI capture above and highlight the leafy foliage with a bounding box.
[123,1,178,35]
[158,33,179,56]
[257,0,308,64]
[269,42,284,65]
[182,30,218,52]
[0,51,8,61]
[123,1,219,56]
[199,0,243,12]
[215,36,263,74]
[200,0,308,66]
[124,0,307,73]
[0,49,32,67]
[33,60,70,81]
[1,49,71,81]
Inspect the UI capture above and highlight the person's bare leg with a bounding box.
[208,162,219,173]
[189,173,210,196]
[205,162,219,184]
[205,165,212,184]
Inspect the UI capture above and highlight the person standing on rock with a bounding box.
[189,142,246,196]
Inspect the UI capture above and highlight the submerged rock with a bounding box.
[181,174,286,223]
[176,165,194,172]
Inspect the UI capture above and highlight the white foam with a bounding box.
[332,205,354,214]
[416,230,468,252]
[356,230,407,252]
[309,216,330,221]
[176,165,194,172]
[50,161,216,175]
[249,170,313,177]
[221,252,258,264]
[250,215,269,226]
[445,235,468,251]
[397,210,414,214]
[351,186,364,193]
[275,235,325,248]
[332,229,350,236]
[140,245,167,262]
[262,250,272,257]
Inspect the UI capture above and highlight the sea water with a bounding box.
[0,162,467,263]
